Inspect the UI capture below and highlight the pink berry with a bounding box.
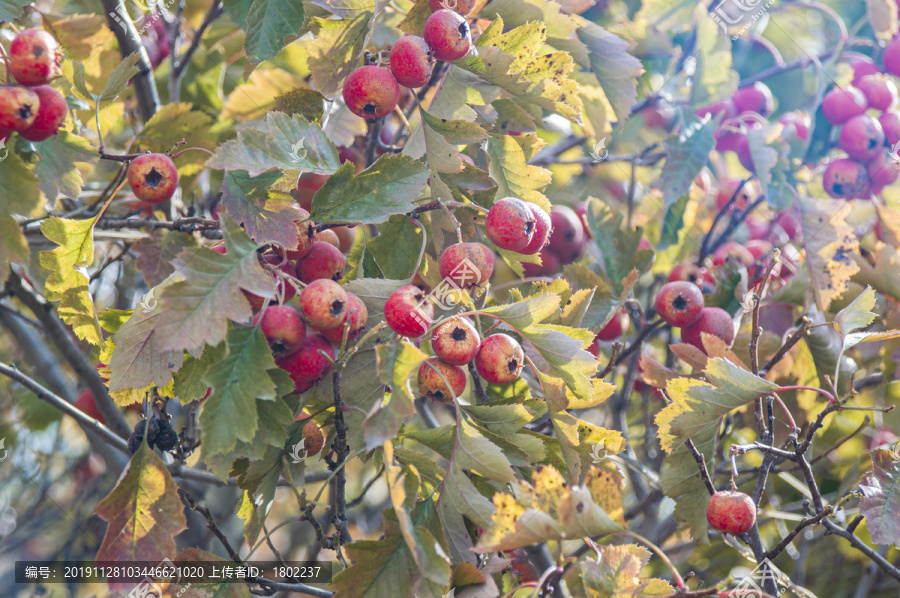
[417,356,467,402]
[681,307,735,351]
[423,9,472,62]
[547,205,586,265]
[595,309,629,341]
[295,241,346,283]
[431,316,480,365]
[822,86,868,125]
[880,110,900,145]
[847,53,881,85]
[276,334,334,392]
[474,334,525,384]
[839,114,885,162]
[342,65,400,119]
[520,202,552,255]
[856,74,898,110]
[298,279,348,331]
[867,150,900,193]
[255,305,306,357]
[706,491,756,536]
[695,100,738,121]
[127,153,179,204]
[522,247,560,277]
[824,158,870,199]
[883,36,900,77]
[390,35,434,88]
[654,281,705,328]
[732,82,774,116]
[18,84,67,142]
[385,285,432,338]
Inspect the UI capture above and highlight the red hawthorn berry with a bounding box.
[127,153,179,204]
[706,490,757,536]
[385,285,433,338]
[547,205,586,265]
[681,307,735,350]
[342,65,400,119]
[74,389,106,425]
[880,109,900,146]
[654,281,704,328]
[254,305,306,357]
[0,85,40,131]
[298,279,348,331]
[846,53,880,85]
[668,263,715,293]
[522,246,560,278]
[867,150,900,193]
[244,253,297,312]
[712,241,755,267]
[321,292,368,344]
[276,334,335,392]
[474,334,525,384]
[595,309,629,341]
[438,242,494,288]
[9,29,62,86]
[18,85,67,142]
[295,241,347,283]
[856,74,898,110]
[732,82,774,117]
[883,36,900,77]
[822,86,868,125]
[839,114,885,162]
[431,316,481,365]
[486,197,536,252]
[520,202,552,255]
[423,9,472,62]
[695,99,738,121]
[315,228,342,251]
[417,356,467,403]
[390,35,435,88]
[823,157,870,200]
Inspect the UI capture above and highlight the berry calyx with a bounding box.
[681,307,735,351]
[431,316,480,365]
[9,29,62,86]
[706,490,757,536]
[385,285,433,338]
[255,305,306,357]
[839,114,885,162]
[486,197,536,252]
[474,334,525,384]
[668,263,715,293]
[439,242,494,288]
[417,356,467,402]
[18,85,67,142]
[127,153,179,204]
[595,309,629,341]
[654,281,704,328]
[423,9,472,62]
[0,85,40,131]
[321,292,368,344]
[276,334,335,392]
[520,203,552,255]
[822,86,867,125]
[295,410,326,457]
[390,35,434,88]
[342,65,400,119]
[295,241,347,283]
[298,279,348,331]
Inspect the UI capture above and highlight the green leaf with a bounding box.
[220,170,303,250]
[306,12,372,98]
[200,326,279,457]
[485,134,552,210]
[133,230,199,288]
[859,447,900,546]
[38,216,102,345]
[834,286,878,348]
[310,155,429,224]
[245,0,304,63]
[97,52,142,104]
[405,108,488,174]
[34,131,98,200]
[151,214,276,355]
[397,0,430,35]
[805,307,858,396]
[172,342,226,405]
[274,88,326,120]
[661,426,717,542]
[657,116,718,210]
[0,212,28,286]
[368,215,424,280]
[207,111,340,177]
[659,193,689,251]
[365,342,428,450]
[656,358,778,453]
[0,0,30,22]
[585,201,653,292]
[478,293,560,330]
[95,443,188,567]
[0,148,42,216]
[574,18,644,123]
[455,415,515,483]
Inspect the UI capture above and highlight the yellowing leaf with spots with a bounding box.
[656,358,777,453]
[95,443,188,586]
[39,215,102,345]
[474,464,624,552]
[581,544,674,597]
[797,196,859,310]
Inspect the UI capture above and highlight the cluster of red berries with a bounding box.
[0,28,67,143]
[342,3,473,119]
[255,280,367,393]
[654,281,735,351]
[820,51,900,199]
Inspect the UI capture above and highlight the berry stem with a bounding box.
[170,146,215,160]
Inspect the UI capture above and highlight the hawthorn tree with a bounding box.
[1,0,900,597]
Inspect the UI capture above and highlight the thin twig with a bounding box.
[685,439,716,496]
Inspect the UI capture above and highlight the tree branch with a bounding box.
[99,0,160,121]
[330,366,353,545]
[685,439,716,495]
